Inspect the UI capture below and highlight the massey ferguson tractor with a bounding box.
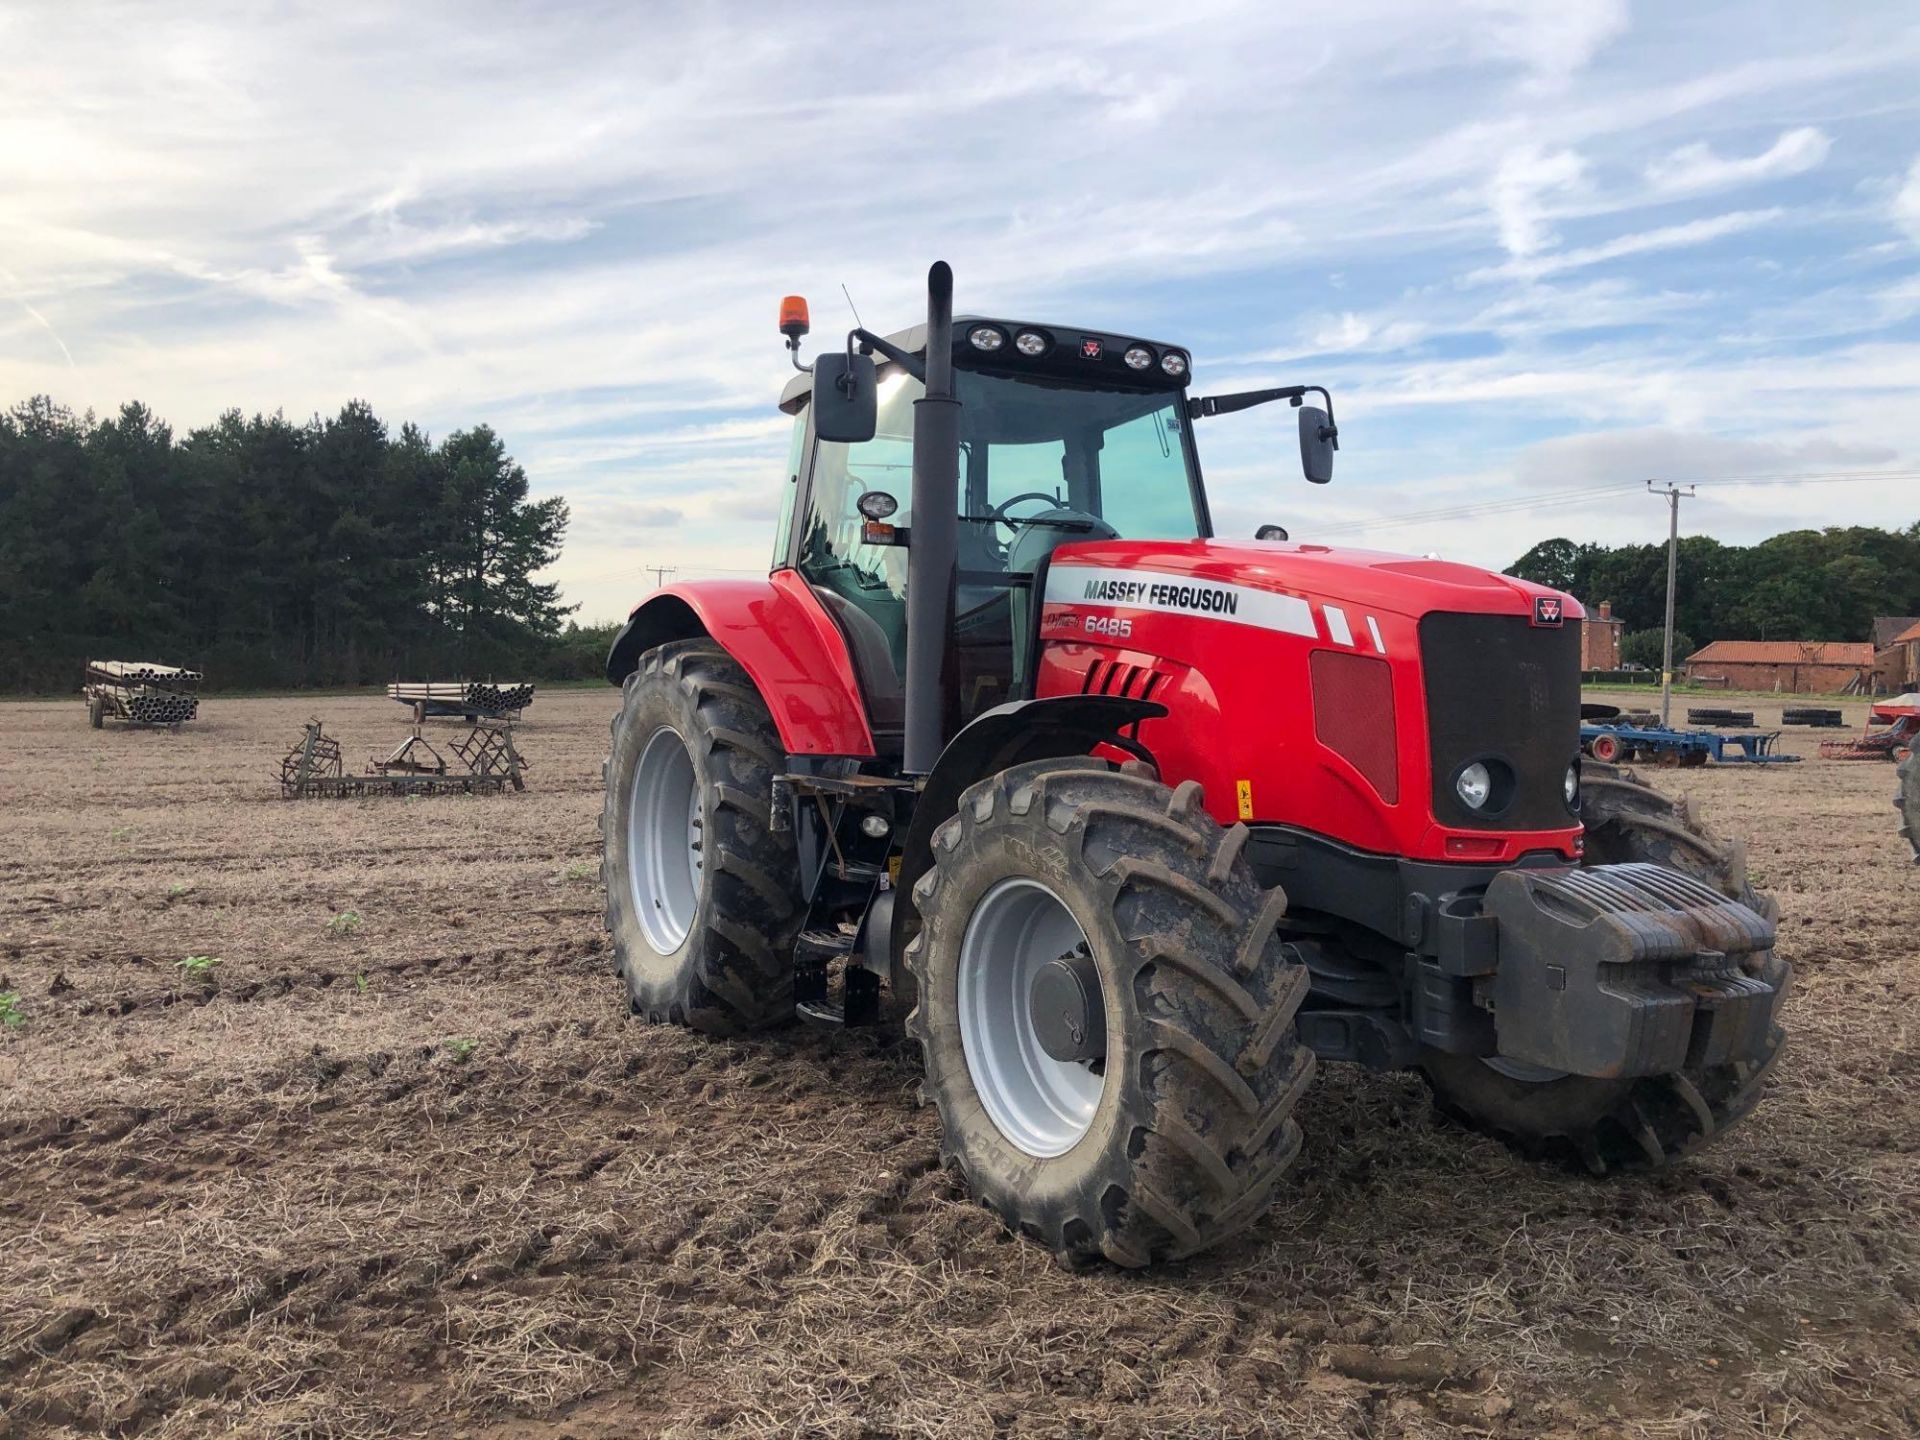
[600,263,1789,1266]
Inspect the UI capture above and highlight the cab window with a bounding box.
[770,411,808,569]
[799,371,921,727]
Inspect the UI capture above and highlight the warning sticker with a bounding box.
[1236,780,1254,820]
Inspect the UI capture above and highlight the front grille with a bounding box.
[1420,612,1579,831]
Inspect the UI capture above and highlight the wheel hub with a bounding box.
[1030,947,1106,1063]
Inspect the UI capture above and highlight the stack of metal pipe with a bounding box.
[387,680,535,718]
[126,692,199,723]
[88,660,202,692]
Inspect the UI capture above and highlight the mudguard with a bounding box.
[605,570,876,758]
[889,694,1166,982]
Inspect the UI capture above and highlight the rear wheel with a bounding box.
[1421,762,1788,1173]
[905,760,1314,1266]
[88,696,104,730]
[601,640,803,1034]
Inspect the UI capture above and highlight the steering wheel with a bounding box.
[987,491,1068,547]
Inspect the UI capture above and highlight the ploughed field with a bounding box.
[1,689,1915,1439]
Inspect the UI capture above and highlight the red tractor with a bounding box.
[601,264,1788,1266]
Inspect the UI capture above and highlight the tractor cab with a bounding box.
[776,319,1210,748]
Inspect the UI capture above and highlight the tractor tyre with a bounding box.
[904,759,1315,1267]
[1421,762,1788,1174]
[88,696,105,730]
[601,640,803,1034]
[1898,750,1920,863]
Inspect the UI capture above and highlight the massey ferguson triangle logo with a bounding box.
[1079,337,1103,359]
[1533,595,1564,627]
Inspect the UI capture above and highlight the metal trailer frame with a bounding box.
[386,681,535,723]
[83,660,202,729]
[1580,722,1799,766]
[279,719,527,798]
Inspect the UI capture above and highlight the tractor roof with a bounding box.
[780,315,1191,414]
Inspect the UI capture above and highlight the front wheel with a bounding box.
[1422,762,1788,1173]
[601,640,803,1034]
[905,760,1315,1267]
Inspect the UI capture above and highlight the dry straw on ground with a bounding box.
[1,690,1915,1437]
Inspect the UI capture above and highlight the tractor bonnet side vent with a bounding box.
[1310,649,1398,803]
[1081,658,1164,701]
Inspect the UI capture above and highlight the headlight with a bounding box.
[1124,345,1154,370]
[1015,330,1048,356]
[1161,351,1188,376]
[968,326,1005,351]
[1564,762,1579,808]
[1456,762,1492,811]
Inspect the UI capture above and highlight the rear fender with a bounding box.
[889,695,1166,980]
[606,572,876,757]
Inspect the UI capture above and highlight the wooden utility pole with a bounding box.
[1648,481,1695,727]
[646,565,677,589]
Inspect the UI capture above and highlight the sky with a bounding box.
[4,1,1919,623]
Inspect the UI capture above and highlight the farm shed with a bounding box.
[1682,639,1874,694]
[1874,618,1920,691]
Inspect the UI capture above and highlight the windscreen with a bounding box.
[800,367,1204,733]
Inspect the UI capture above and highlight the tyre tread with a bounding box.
[904,759,1314,1268]
[602,640,800,1036]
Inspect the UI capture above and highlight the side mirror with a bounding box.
[1255,524,1289,542]
[1298,406,1336,485]
[812,352,877,444]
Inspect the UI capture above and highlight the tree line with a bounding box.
[0,396,613,693]
[1506,524,1920,666]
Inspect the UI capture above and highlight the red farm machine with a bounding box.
[599,264,1789,1266]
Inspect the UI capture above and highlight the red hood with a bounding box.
[1049,537,1581,622]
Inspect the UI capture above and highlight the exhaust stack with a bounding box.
[904,261,960,776]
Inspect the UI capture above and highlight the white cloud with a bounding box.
[1479,208,1783,281]
[1895,156,1920,242]
[1509,426,1899,491]
[1490,145,1588,257]
[1306,311,1430,354]
[1467,0,1631,90]
[1645,126,1830,194]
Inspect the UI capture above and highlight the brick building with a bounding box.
[1682,640,1875,694]
[1580,600,1624,669]
[1876,620,1920,692]
[1872,616,1920,692]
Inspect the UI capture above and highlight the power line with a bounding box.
[1311,470,1917,536]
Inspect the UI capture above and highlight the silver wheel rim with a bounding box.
[1483,1056,1568,1083]
[628,726,701,954]
[958,877,1106,1158]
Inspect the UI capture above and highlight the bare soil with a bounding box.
[1,690,1916,1439]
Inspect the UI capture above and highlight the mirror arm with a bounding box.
[1303,386,1339,450]
[787,335,811,374]
[1186,384,1307,420]
[851,327,927,384]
